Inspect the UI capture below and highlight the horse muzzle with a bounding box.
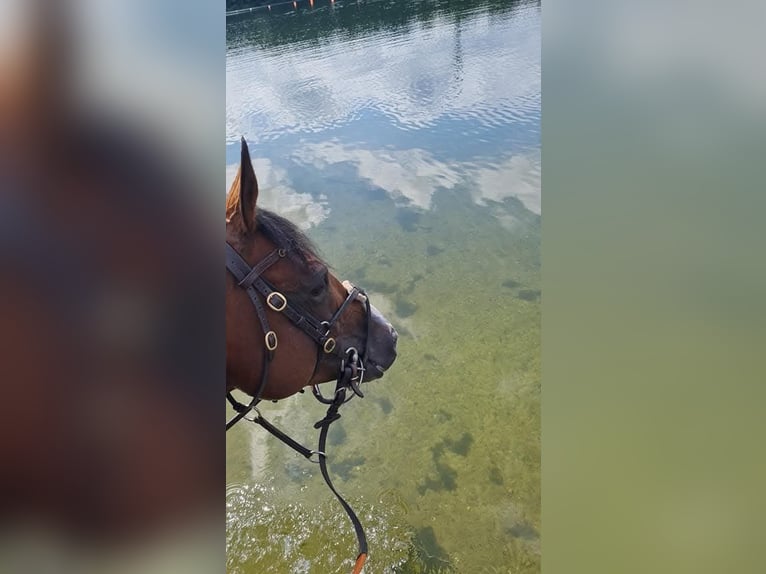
[363,303,398,381]
[340,281,398,382]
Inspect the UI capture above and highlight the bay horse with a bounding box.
[225,138,398,573]
[225,137,398,403]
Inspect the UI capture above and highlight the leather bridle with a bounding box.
[225,240,372,574]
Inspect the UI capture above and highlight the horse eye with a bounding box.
[309,269,329,298]
[310,285,324,297]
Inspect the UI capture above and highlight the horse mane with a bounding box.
[256,209,322,264]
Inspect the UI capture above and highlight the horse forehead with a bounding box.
[302,254,327,272]
[275,255,325,288]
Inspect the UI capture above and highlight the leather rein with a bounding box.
[225,241,371,574]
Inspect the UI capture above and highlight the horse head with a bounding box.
[225,138,397,401]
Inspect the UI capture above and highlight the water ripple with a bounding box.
[226,3,540,143]
[226,482,412,573]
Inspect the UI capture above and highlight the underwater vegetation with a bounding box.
[227,174,540,572]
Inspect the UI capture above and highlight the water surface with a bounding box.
[226,1,540,572]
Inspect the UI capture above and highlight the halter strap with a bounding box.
[225,244,284,427]
[226,243,334,347]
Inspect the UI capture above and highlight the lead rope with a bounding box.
[315,383,368,574]
[234,367,368,574]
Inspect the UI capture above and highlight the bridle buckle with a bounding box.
[308,450,326,463]
[266,291,287,312]
[264,330,278,351]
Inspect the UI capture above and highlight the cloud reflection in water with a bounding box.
[225,158,330,229]
[297,141,541,215]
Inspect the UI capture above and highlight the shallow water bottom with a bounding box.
[227,182,540,573]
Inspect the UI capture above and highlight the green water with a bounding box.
[226,1,540,572]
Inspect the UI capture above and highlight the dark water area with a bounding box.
[226,0,540,571]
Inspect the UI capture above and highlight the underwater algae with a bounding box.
[227,179,540,573]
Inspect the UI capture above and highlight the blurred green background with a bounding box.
[543,0,766,572]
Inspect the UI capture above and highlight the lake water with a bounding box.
[226,0,540,572]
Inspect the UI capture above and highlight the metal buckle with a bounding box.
[265,330,278,351]
[323,337,336,354]
[308,450,326,463]
[344,347,365,398]
[243,407,262,424]
[266,291,287,312]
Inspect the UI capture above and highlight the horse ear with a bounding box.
[238,137,259,231]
